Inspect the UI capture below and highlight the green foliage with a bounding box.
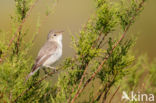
[118,0,144,30]
[14,0,34,21]
[121,55,156,96]
[0,0,54,103]
[96,1,118,33]
[149,61,156,95]
[0,0,149,103]
[52,0,146,103]
[98,38,134,83]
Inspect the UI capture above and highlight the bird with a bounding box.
[26,30,63,80]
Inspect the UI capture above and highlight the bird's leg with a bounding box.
[43,67,48,74]
[45,65,56,72]
[45,65,55,69]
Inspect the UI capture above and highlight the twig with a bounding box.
[13,69,59,102]
[71,26,127,103]
[91,84,106,103]
[102,76,117,103]
[8,0,40,48]
[102,85,113,103]
[70,1,145,102]
[97,34,107,49]
[13,1,58,101]
[108,86,120,103]
[70,57,107,103]
[15,0,26,54]
[70,32,106,103]
[0,0,40,63]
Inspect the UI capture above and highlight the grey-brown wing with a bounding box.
[31,41,58,72]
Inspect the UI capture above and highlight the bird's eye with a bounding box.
[54,34,56,36]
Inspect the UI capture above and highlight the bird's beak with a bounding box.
[56,31,64,35]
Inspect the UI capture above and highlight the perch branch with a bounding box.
[13,69,59,102]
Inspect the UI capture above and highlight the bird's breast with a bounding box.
[43,44,62,66]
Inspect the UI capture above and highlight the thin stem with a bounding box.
[0,0,40,63]
[108,86,120,103]
[70,32,107,103]
[9,0,40,48]
[13,69,59,102]
[101,73,117,103]
[15,0,26,54]
[70,1,145,101]
[102,83,113,103]
[97,34,107,49]
[73,29,124,102]
[91,84,107,103]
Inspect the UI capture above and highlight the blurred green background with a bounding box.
[0,0,155,61]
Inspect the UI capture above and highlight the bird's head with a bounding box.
[47,30,64,41]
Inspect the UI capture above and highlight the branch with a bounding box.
[71,27,127,103]
[97,34,107,49]
[13,69,59,102]
[70,32,107,103]
[102,81,115,103]
[9,0,40,48]
[108,86,120,103]
[70,1,145,102]
[0,0,40,63]
[91,84,106,103]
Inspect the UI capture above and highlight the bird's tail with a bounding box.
[25,72,34,81]
[25,64,39,82]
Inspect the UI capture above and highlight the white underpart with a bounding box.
[43,35,62,67]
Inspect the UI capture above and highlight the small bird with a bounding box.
[26,30,63,80]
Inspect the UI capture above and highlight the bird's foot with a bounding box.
[45,66,56,72]
[43,68,48,74]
